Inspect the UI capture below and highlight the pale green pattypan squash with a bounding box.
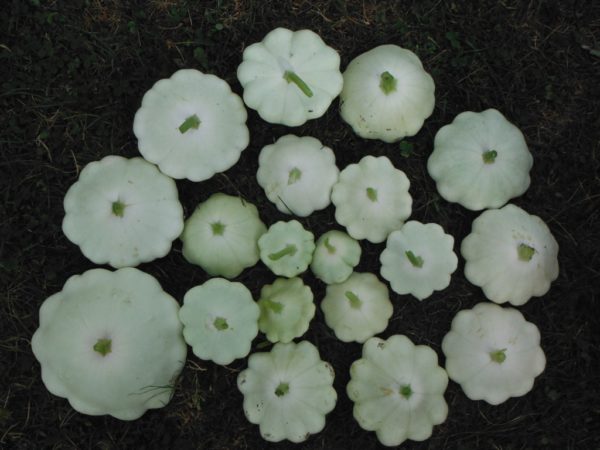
[310,230,361,284]
[427,109,533,210]
[133,69,249,181]
[461,204,559,305]
[442,302,546,405]
[179,278,259,365]
[181,193,267,279]
[237,28,343,126]
[257,135,339,216]
[340,44,435,143]
[257,277,315,343]
[258,220,315,277]
[380,221,458,300]
[31,268,187,420]
[331,156,412,243]
[321,272,392,343]
[62,155,184,268]
[237,341,337,443]
[347,335,448,446]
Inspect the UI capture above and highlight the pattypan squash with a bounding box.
[427,109,533,210]
[258,220,315,277]
[237,28,343,126]
[331,155,412,243]
[179,278,259,365]
[461,204,559,305]
[347,335,449,446]
[380,221,458,300]
[257,135,339,216]
[310,230,362,284]
[181,193,267,279]
[133,69,249,181]
[31,268,187,420]
[257,277,315,343]
[340,44,435,143]
[442,302,546,405]
[321,272,392,343]
[62,155,184,268]
[237,341,337,443]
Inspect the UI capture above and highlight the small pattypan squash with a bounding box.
[331,155,412,243]
[62,155,184,268]
[321,272,393,343]
[257,277,315,343]
[237,28,343,126]
[310,230,362,284]
[257,135,339,216]
[442,302,546,405]
[258,220,315,277]
[237,341,337,443]
[181,193,267,279]
[347,335,449,447]
[133,69,249,181]
[380,221,458,300]
[461,204,559,305]
[179,278,260,365]
[31,268,187,420]
[340,44,435,143]
[427,109,533,210]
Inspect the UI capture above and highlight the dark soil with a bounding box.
[2,1,599,449]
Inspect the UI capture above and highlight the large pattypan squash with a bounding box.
[237,28,343,126]
[179,278,259,365]
[31,268,187,420]
[331,155,412,243]
[310,230,361,284]
[62,156,184,268]
[181,193,267,278]
[237,341,337,443]
[258,220,315,277]
[427,109,533,210]
[340,44,435,142]
[380,221,458,300]
[347,335,448,446]
[133,69,249,181]
[461,204,559,305]
[442,302,546,405]
[257,135,339,216]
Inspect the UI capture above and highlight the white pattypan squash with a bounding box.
[257,135,339,216]
[62,155,184,268]
[31,268,187,420]
[258,220,315,277]
[427,109,533,210]
[257,277,315,343]
[181,193,267,279]
[380,221,458,300]
[179,278,259,365]
[310,230,361,284]
[133,69,249,181]
[237,341,337,443]
[237,28,343,126]
[321,272,392,343]
[331,155,412,243]
[347,335,448,446]
[461,204,559,305]
[442,302,546,405]
[340,44,435,143]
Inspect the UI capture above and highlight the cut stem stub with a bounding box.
[517,243,535,261]
[179,114,201,134]
[490,348,507,364]
[283,71,313,97]
[268,244,297,260]
[275,382,290,397]
[366,187,378,202]
[112,200,126,217]
[400,384,413,398]
[345,291,363,309]
[93,338,112,357]
[405,250,424,268]
[379,71,397,95]
[482,149,498,164]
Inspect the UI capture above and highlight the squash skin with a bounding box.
[310,230,361,284]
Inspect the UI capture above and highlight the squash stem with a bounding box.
[482,149,498,164]
[405,250,424,268]
[324,237,336,254]
[262,299,284,314]
[517,243,535,261]
[93,338,112,356]
[400,384,413,398]
[366,187,378,202]
[287,167,302,185]
[178,114,201,134]
[211,221,226,236]
[379,71,397,95]
[283,71,313,97]
[275,382,289,397]
[268,244,297,260]
[345,291,363,309]
[112,200,126,217]
[490,348,507,363]
[213,317,229,330]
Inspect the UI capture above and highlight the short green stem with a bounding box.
[405,250,424,268]
[268,244,297,260]
[275,382,289,397]
[490,348,507,364]
[211,221,226,236]
[178,114,201,133]
[213,317,229,330]
[482,149,498,164]
[288,167,302,185]
[345,291,363,309]
[93,338,112,356]
[379,71,397,95]
[283,70,313,97]
[366,187,378,202]
[112,200,126,217]
[517,243,535,261]
[400,384,412,398]
[323,237,336,254]
[262,298,283,314]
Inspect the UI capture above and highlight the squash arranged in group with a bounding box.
[33,26,559,447]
